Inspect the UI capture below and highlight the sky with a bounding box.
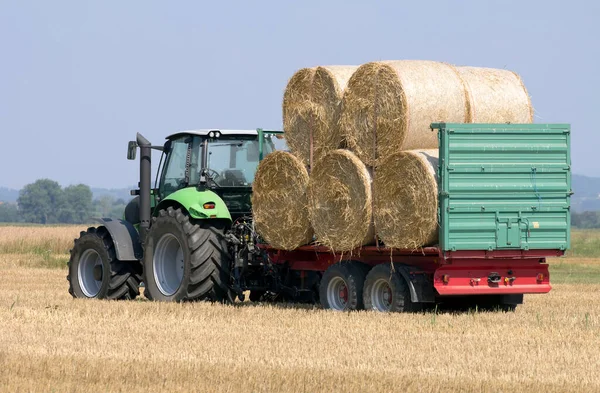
[0,0,598,189]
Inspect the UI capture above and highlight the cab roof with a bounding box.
[166,129,258,140]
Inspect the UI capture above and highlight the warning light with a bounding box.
[442,274,450,284]
[203,202,215,209]
[536,273,544,282]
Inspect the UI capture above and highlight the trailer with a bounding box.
[68,123,570,312]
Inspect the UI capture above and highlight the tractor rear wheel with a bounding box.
[319,261,368,311]
[142,207,232,302]
[68,227,141,300]
[363,263,421,313]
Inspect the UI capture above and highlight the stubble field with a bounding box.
[1,226,599,392]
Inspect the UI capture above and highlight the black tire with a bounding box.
[249,290,265,302]
[67,227,141,300]
[143,207,232,302]
[363,263,421,313]
[319,261,369,311]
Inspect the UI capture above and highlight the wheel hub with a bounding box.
[327,276,350,310]
[93,265,103,281]
[78,249,103,298]
[153,233,185,296]
[371,278,393,312]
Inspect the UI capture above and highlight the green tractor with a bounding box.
[67,128,283,302]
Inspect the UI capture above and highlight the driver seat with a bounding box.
[222,169,246,186]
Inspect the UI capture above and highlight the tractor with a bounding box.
[67,128,288,302]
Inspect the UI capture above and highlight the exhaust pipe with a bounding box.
[136,133,152,243]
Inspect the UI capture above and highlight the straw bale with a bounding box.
[252,151,313,250]
[339,60,467,166]
[307,149,374,251]
[458,66,533,123]
[282,66,357,166]
[373,149,439,249]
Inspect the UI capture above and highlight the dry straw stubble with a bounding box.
[251,151,313,250]
[282,65,357,165]
[307,149,374,251]
[374,149,439,249]
[339,60,467,166]
[458,66,534,123]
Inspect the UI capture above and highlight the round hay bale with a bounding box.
[282,66,358,166]
[252,151,313,250]
[338,60,468,166]
[307,149,374,251]
[457,66,533,123]
[373,149,439,249]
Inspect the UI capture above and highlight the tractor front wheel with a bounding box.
[68,227,141,300]
[142,207,232,302]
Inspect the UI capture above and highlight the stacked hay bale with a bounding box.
[307,150,374,251]
[373,150,439,249]
[457,66,533,123]
[282,65,357,166]
[338,60,469,166]
[254,60,533,251]
[251,151,313,250]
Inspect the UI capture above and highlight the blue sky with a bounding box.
[0,0,597,189]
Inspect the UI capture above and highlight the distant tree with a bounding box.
[59,184,93,223]
[572,211,600,229]
[18,179,64,224]
[0,203,20,223]
[95,195,115,217]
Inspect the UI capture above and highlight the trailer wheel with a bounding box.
[319,262,368,311]
[68,227,141,300]
[143,207,232,302]
[363,263,420,312]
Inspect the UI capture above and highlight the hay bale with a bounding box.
[252,151,313,250]
[338,60,468,166]
[458,66,533,123]
[282,66,358,166]
[373,149,439,249]
[307,149,374,251]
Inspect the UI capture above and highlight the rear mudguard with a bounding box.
[92,218,142,261]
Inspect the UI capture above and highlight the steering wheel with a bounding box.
[204,168,220,179]
[203,168,221,187]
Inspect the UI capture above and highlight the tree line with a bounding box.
[0,179,129,224]
[1,178,600,227]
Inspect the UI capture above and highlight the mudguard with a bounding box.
[395,264,436,303]
[92,218,143,261]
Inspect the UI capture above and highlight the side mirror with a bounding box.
[127,141,137,160]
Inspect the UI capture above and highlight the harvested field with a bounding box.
[1,226,600,392]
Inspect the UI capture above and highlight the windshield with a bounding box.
[159,134,278,196]
[205,137,274,187]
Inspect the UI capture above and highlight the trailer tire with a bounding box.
[68,227,141,300]
[319,261,368,311]
[143,207,232,302]
[363,263,421,312]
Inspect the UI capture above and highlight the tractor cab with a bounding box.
[155,129,279,219]
[124,128,283,225]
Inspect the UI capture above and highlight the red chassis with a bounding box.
[258,244,556,296]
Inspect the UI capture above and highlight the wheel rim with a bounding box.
[153,233,184,296]
[371,278,393,312]
[326,276,349,310]
[78,249,103,297]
